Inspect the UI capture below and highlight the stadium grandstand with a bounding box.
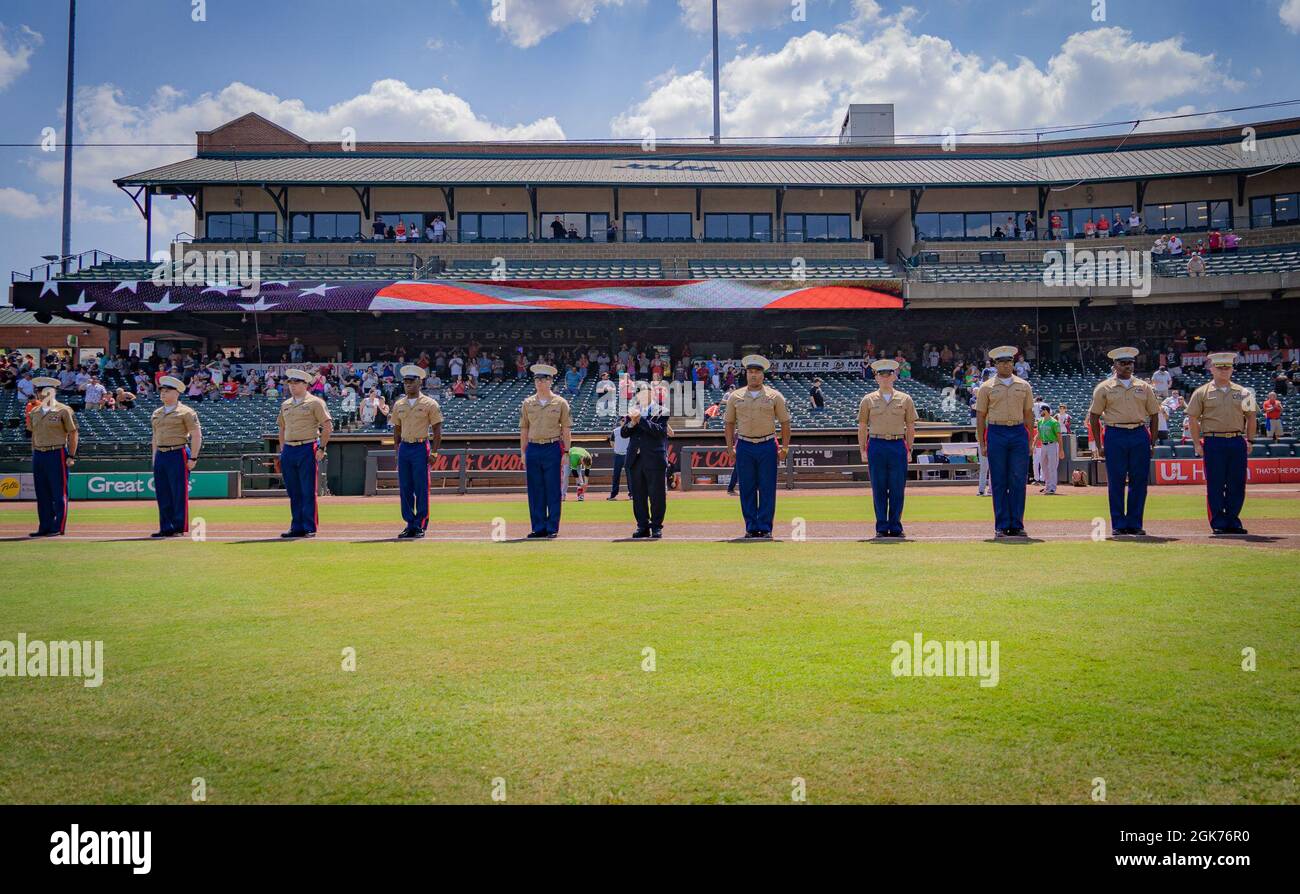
[5,110,1300,489]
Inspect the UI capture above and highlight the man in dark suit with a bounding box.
[621,395,669,538]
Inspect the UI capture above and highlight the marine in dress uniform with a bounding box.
[27,377,78,538]
[150,376,202,537]
[1184,352,1256,534]
[276,369,333,538]
[1086,347,1161,535]
[724,355,792,538]
[621,394,669,538]
[975,347,1035,537]
[857,359,918,537]
[390,364,443,539]
[519,364,572,538]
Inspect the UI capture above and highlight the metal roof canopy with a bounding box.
[117,135,1300,191]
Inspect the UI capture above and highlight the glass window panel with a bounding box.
[503,214,527,238]
[624,214,644,241]
[257,213,278,241]
[1249,197,1272,228]
[291,213,311,241]
[1142,204,1163,232]
[914,213,939,240]
[806,215,829,240]
[965,213,991,239]
[704,214,726,238]
[784,214,805,242]
[1209,201,1231,229]
[668,214,692,238]
[827,215,850,239]
[590,213,608,241]
[208,214,231,239]
[1165,203,1187,230]
[939,213,964,239]
[1188,201,1209,230]
[753,214,772,241]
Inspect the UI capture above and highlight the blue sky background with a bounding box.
[1,0,1298,285]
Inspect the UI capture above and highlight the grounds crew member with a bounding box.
[150,375,202,537]
[857,358,917,537]
[724,355,791,539]
[390,364,443,539]
[1087,347,1160,536]
[621,387,669,538]
[27,376,78,537]
[277,368,332,538]
[566,445,592,501]
[1184,352,1256,534]
[1035,405,1061,494]
[519,363,571,538]
[976,346,1034,537]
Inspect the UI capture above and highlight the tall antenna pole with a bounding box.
[60,0,77,273]
[711,0,721,145]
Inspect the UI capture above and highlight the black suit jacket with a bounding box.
[620,411,668,466]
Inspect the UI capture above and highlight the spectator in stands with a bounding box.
[1128,210,1143,234]
[1083,218,1096,239]
[395,220,407,242]
[452,377,467,399]
[1024,212,1036,240]
[360,389,381,429]
[1111,213,1126,236]
[372,218,386,240]
[82,375,106,410]
[1223,231,1241,252]
[1208,229,1223,253]
[1153,235,1168,255]
[114,388,136,410]
[1049,212,1062,240]
[1168,234,1184,256]
[993,225,1005,240]
[385,225,396,240]
[16,372,34,401]
[1263,392,1284,441]
[290,338,305,364]
[809,379,826,412]
[1187,252,1206,277]
[1273,366,1291,397]
[1151,365,1172,398]
[550,216,566,240]
[433,215,448,242]
[1014,356,1030,379]
[221,378,239,400]
[1096,215,1109,237]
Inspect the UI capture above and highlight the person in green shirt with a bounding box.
[566,445,593,501]
[1036,406,1061,494]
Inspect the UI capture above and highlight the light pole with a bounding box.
[711,0,720,145]
[60,0,77,273]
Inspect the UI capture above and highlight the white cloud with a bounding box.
[31,78,567,196]
[0,186,47,219]
[0,23,42,91]
[611,22,1241,141]
[487,0,627,48]
[1282,0,1300,32]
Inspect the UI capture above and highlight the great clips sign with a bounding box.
[1155,458,1300,485]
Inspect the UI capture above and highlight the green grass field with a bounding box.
[1,492,1297,804]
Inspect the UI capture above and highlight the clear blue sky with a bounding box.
[1,0,1297,283]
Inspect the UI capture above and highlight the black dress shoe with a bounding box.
[151,531,170,538]
[545,533,558,539]
[755,531,772,539]
[1130,528,1147,536]
[280,531,299,538]
[892,530,905,539]
[526,531,546,539]
[632,529,651,538]
[396,529,418,539]
[29,531,54,538]
[994,529,1008,538]
[1228,525,1249,535]
[650,529,663,539]
[304,532,316,538]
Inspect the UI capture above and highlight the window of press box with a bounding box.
[785,214,851,241]
[704,214,772,241]
[1250,193,1298,228]
[373,212,429,236]
[913,212,1031,240]
[542,212,611,241]
[623,213,693,241]
[1141,200,1231,232]
[290,212,361,241]
[205,212,278,241]
[458,213,529,241]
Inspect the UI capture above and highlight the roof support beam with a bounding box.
[1135,179,1149,215]
[612,187,620,221]
[439,187,455,220]
[854,188,868,223]
[775,187,785,226]
[1236,174,1247,208]
[262,186,288,233]
[118,184,148,218]
[909,188,925,238]
[350,186,370,220]
[695,188,702,222]
[527,186,538,233]
[1037,186,1049,220]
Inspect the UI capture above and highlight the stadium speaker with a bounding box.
[34,312,53,324]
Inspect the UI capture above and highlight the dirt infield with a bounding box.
[2,515,1297,548]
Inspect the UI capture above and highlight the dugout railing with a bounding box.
[239,452,328,498]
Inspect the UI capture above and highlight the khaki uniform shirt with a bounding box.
[1089,377,1160,425]
[857,390,919,436]
[28,401,77,449]
[1185,382,1252,434]
[976,376,1034,425]
[724,385,791,439]
[521,394,571,442]
[151,403,200,449]
[278,395,331,442]
[391,394,444,442]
